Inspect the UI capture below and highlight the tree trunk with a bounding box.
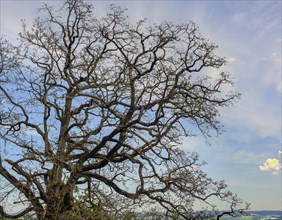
[44,187,74,219]
[43,166,75,220]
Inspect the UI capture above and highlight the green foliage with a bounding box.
[0,217,37,220]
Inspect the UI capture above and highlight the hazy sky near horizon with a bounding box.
[0,0,281,211]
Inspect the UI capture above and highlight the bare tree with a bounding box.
[0,0,247,219]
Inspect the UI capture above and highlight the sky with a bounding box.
[0,0,281,211]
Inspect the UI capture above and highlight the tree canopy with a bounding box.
[0,0,247,219]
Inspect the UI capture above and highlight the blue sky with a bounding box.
[0,0,281,211]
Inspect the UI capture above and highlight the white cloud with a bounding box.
[226,57,236,63]
[232,13,246,25]
[259,158,281,175]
